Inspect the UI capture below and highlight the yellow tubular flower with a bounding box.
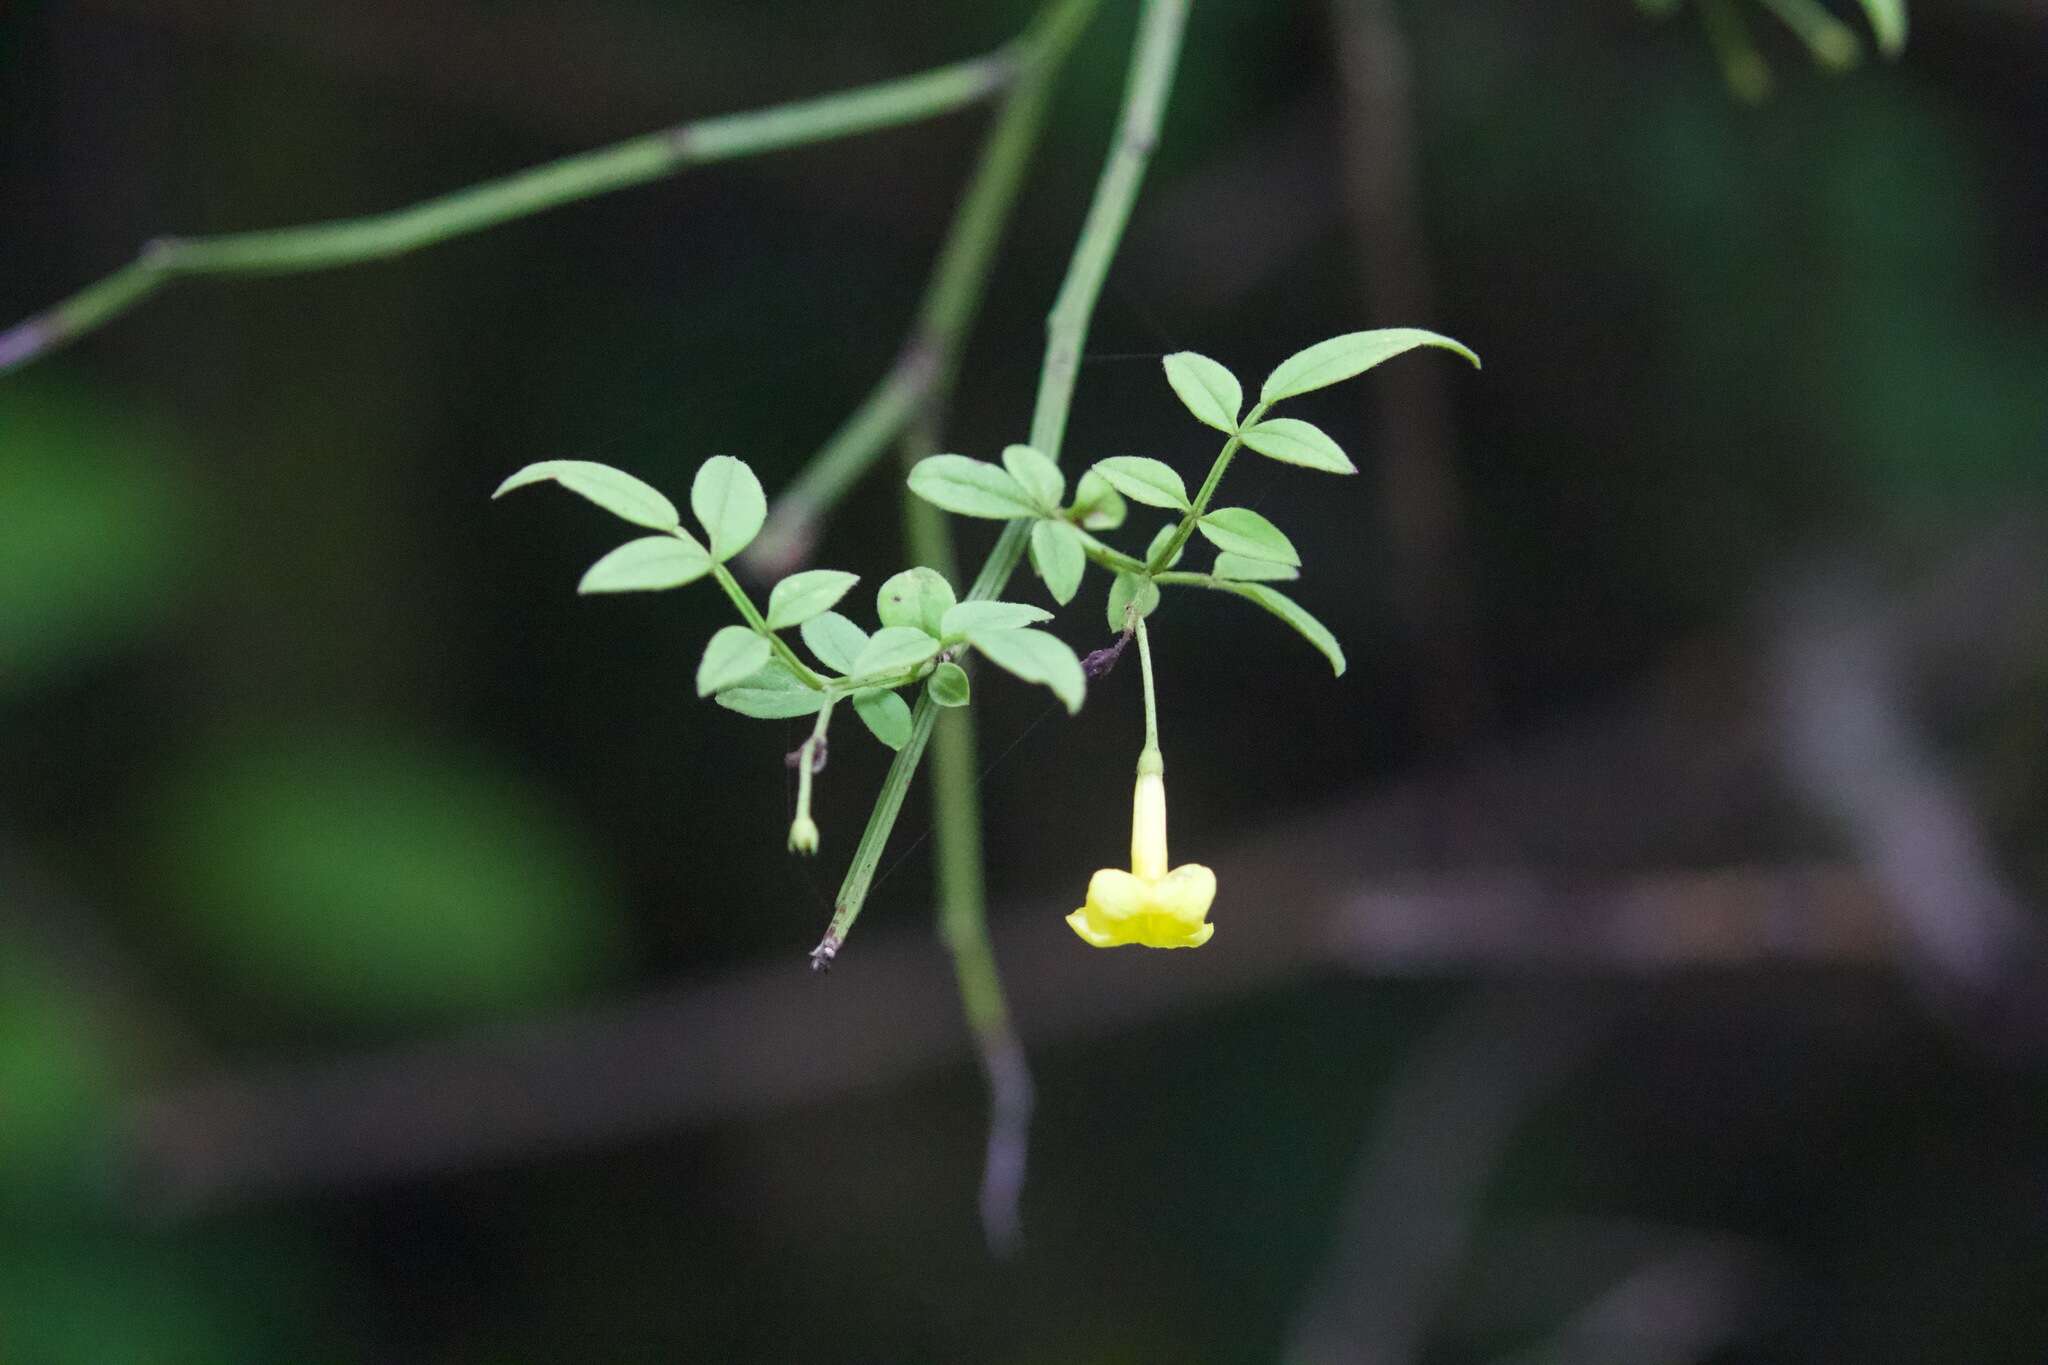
[1066,757,1216,949]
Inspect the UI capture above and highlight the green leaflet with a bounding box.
[799,611,868,675]
[1259,328,1479,404]
[689,455,767,560]
[852,688,914,750]
[577,536,712,594]
[765,569,859,630]
[1239,417,1355,474]
[493,459,681,532]
[1161,351,1242,434]
[965,627,1085,714]
[1196,507,1299,566]
[1090,456,1190,510]
[1029,519,1086,605]
[697,625,771,696]
[907,454,1043,520]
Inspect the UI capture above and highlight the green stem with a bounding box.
[744,0,1104,578]
[792,698,836,835]
[1076,529,1150,576]
[1134,616,1161,756]
[709,562,827,689]
[0,45,1026,376]
[1147,400,1270,572]
[813,0,1192,968]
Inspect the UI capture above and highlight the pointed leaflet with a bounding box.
[697,625,772,697]
[1239,417,1355,474]
[799,611,868,675]
[1196,507,1300,566]
[852,688,914,751]
[690,455,766,560]
[875,566,955,637]
[577,536,712,594]
[1212,552,1298,582]
[1259,328,1479,404]
[927,662,971,707]
[1213,582,1345,676]
[715,660,828,718]
[852,626,941,678]
[1001,444,1065,512]
[1162,352,1243,434]
[939,600,1053,638]
[1030,519,1086,606]
[965,627,1085,714]
[493,459,681,532]
[765,569,859,631]
[1090,457,1190,510]
[907,455,1043,520]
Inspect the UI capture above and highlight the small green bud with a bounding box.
[788,815,821,856]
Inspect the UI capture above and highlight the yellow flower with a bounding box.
[1066,761,1216,949]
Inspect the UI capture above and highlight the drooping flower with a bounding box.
[1066,759,1215,949]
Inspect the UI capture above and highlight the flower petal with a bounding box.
[1085,867,1151,921]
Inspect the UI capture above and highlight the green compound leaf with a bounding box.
[1196,507,1300,567]
[1029,519,1086,606]
[765,569,859,631]
[966,626,1085,714]
[1260,328,1479,405]
[1144,523,1185,570]
[852,625,941,678]
[494,459,681,532]
[715,660,829,718]
[1070,469,1128,531]
[876,566,956,637]
[1240,417,1356,474]
[1001,444,1065,512]
[1212,552,1299,582]
[696,624,771,697]
[689,455,767,560]
[576,535,713,594]
[1162,352,1243,434]
[939,600,1053,638]
[1857,0,1906,56]
[852,688,914,751]
[799,611,868,675]
[1214,582,1345,676]
[907,454,1043,520]
[1107,570,1161,632]
[927,662,971,708]
[1090,456,1191,510]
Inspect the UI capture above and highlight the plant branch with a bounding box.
[743,0,1105,579]
[708,562,828,689]
[0,43,1025,376]
[813,0,1193,968]
[1147,400,1270,571]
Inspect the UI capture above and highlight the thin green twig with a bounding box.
[813,0,1193,968]
[0,44,1026,376]
[1147,399,1272,572]
[744,0,1104,578]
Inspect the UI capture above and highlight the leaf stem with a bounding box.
[0,42,1027,376]
[1146,400,1270,571]
[709,562,826,689]
[744,0,1106,578]
[813,0,1193,967]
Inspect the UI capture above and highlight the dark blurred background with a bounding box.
[5,0,2048,1360]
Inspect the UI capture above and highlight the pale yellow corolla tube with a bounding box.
[1066,756,1216,949]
